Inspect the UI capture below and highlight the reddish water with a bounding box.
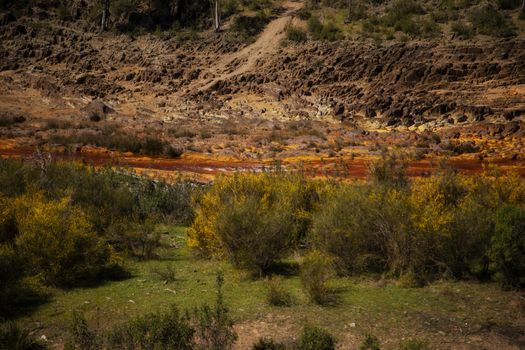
[2,147,525,180]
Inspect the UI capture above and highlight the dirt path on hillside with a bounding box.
[189,0,304,93]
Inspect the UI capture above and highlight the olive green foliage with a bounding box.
[469,5,516,37]
[107,306,195,349]
[0,321,44,350]
[285,25,307,43]
[0,158,195,316]
[400,338,429,350]
[189,156,525,289]
[266,277,294,306]
[298,325,336,350]
[451,21,473,38]
[359,334,381,350]
[231,13,270,43]
[307,16,342,41]
[65,272,235,350]
[189,173,317,275]
[193,272,237,350]
[489,205,525,289]
[252,338,287,350]
[12,193,120,287]
[300,251,336,304]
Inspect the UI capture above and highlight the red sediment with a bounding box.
[1,147,525,179]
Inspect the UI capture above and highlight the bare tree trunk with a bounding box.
[522,0,525,13]
[214,0,221,32]
[100,0,109,32]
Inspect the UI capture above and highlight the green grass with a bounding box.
[18,227,524,348]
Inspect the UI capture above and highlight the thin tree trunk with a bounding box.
[522,0,525,13]
[100,0,109,32]
[214,0,221,32]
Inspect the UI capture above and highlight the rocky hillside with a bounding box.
[0,0,525,174]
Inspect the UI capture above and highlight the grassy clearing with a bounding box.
[19,227,524,348]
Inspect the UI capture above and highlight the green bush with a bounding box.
[252,337,287,350]
[0,321,44,350]
[107,306,194,350]
[266,277,294,306]
[285,25,307,43]
[400,338,429,350]
[65,312,101,350]
[470,6,516,37]
[359,334,381,350]
[107,218,161,259]
[367,151,409,188]
[188,173,316,276]
[300,251,336,305]
[451,21,473,38]
[13,193,122,287]
[193,272,237,350]
[231,13,270,42]
[307,16,342,41]
[298,325,336,350]
[297,9,312,20]
[489,205,525,289]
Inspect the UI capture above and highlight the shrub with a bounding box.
[367,151,409,188]
[106,306,194,350]
[359,334,381,350]
[266,277,294,306]
[150,263,177,283]
[469,6,515,37]
[231,13,269,42]
[193,272,237,350]
[298,325,336,350]
[65,312,101,350]
[285,25,307,43]
[107,218,161,259]
[400,338,429,350]
[451,21,473,38]
[188,173,315,276]
[0,321,44,350]
[489,204,525,289]
[252,337,287,350]
[300,251,335,305]
[13,193,121,287]
[297,9,312,20]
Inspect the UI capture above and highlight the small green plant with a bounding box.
[266,277,294,306]
[298,325,336,350]
[286,25,307,43]
[300,251,335,305]
[150,263,177,283]
[400,338,429,350]
[0,321,44,350]
[307,16,342,41]
[194,272,237,350]
[359,334,381,350]
[65,312,101,350]
[252,337,287,350]
[106,306,194,349]
[451,21,473,38]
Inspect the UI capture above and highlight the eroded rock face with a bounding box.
[0,10,524,135]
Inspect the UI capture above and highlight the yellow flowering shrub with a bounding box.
[13,193,121,287]
[188,173,317,275]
